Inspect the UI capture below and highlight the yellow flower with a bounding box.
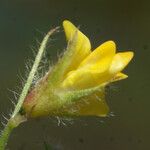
[54,20,134,117]
[62,20,133,90]
[23,20,134,118]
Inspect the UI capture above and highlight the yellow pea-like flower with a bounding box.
[62,21,133,90]
[23,20,134,118]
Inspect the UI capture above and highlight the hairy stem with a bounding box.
[0,27,59,150]
[0,122,13,150]
[0,115,26,150]
[12,27,59,118]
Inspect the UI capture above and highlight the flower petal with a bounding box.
[75,91,109,117]
[79,41,116,73]
[63,20,91,72]
[47,20,91,83]
[109,52,134,74]
[62,70,98,89]
[56,89,109,117]
[111,72,128,82]
[62,69,109,90]
[62,41,116,89]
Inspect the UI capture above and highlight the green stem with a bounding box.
[0,115,26,150]
[0,122,14,150]
[0,27,59,150]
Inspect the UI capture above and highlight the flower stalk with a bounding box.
[0,115,26,150]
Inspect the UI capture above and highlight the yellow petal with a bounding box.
[62,68,109,90]
[56,89,109,117]
[62,51,133,90]
[110,72,128,82]
[76,91,109,117]
[62,41,116,89]
[62,69,98,89]
[109,52,134,74]
[63,20,91,72]
[79,41,116,73]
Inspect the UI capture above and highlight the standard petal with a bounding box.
[109,52,134,74]
[79,41,116,73]
[47,20,91,84]
[63,20,91,72]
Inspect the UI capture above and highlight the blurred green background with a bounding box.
[0,0,150,149]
